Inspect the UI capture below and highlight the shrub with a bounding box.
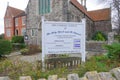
[11,36,24,43]
[20,48,29,55]
[0,59,34,80]
[114,35,120,42]
[20,45,41,55]
[0,40,12,57]
[12,43,26,50]
[0,55,120,79]
[0,33,4,40]
[104,42,120,61]
[28,44,41,54]
[92,31,107,41]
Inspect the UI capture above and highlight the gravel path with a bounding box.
[7,52,42,63]
[7,52,82,63]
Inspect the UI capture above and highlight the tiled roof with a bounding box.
[70,0,92,20]
[70,0,111,21]
[88,8,111,21]
[5,6,24,17]
[15,12,26,18]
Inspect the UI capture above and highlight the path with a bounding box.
[7,52,42,63]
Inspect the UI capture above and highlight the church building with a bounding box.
[26,0,112,46]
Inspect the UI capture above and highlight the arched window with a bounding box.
[39,0,50,14]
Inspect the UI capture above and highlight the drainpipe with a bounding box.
[67,0,70,22]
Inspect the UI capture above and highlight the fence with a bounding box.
[37,57,81,70]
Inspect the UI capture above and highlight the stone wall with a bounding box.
[94,20,112,35]
[26,0,41,45]
[108,32,114,45]
[69,2,94,40]
[86,41,107,52]
[1,67,120,80]
[26,0,69,46]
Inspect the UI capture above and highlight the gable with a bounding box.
[4,7,12,18]
[4,6,25,18]
[70,0,111,22]
[70,0,92,20]
[88,8,111,21]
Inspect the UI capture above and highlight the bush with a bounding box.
[0,59,34,80]
[0,55,120,79]
[0,33,4,40]
[12,36,24,43]
[20,48,29,55]
[114,35,120,42]
[92,31,107,41]
[28,44,41,54]
[12,43,26,50]
[0,40,12,57]
[104,42,120,61]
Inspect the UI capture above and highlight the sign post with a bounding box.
[42,16,45,71]
[42,18,86,71]
[81,19,86,62]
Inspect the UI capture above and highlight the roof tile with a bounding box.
[88,8,111,21]
[5,6,24,18]
[70,0,111,21]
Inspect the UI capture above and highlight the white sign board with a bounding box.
[42,18,86,62]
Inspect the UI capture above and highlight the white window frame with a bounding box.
[22,28,26,36]
[5,18,11,27]
[15,18,18,26]
[22,16,26,25]
[6,29,11,37]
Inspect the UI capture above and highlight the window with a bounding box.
[22,28,26,36]
[15,18,18,26]
[31,29,37,37]
[77,16,81,22]
[6,29,11,37]
[39,0,50,14]
[15,29,18,36]
[22,16,26,25]
[5,18,11,27]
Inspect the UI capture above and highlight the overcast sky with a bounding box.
[0,0,109,34]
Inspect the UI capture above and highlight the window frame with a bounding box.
[15,18,18,26]
[22,16,26,25]
[6,29,11,37]
[39,0,51,14]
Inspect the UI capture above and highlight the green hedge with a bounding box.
[12,36,24,43]
[0,40,12,56]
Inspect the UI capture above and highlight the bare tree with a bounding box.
[98,0,120,34]
[112,0,120,34]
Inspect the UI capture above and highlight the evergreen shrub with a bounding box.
[0,40,12,57]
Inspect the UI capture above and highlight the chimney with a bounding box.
[81,0,83,5]
[84,0,87,10]
[7,2,9,6]
[84,0,86,7]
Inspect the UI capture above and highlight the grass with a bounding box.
[0,54,120,80]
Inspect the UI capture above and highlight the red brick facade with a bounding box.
[4,6,26,40]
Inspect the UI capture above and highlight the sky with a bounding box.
[0,0,109,34]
